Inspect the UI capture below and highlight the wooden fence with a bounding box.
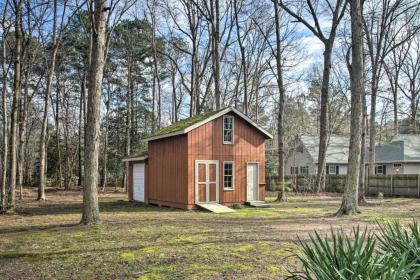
[367,174,420,197]
[267,174,420,198]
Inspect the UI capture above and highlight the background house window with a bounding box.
[300,166,309,175]
[327,165,339,175]
[223,116,234,144]
[376,165,386,175]
[394,163,402,174]
[291,166,299,175]
[223,162,234,189]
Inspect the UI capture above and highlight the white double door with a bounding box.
[195,160,219,203]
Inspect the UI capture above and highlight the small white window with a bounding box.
[291,166,299,175]
[223,116,234,144]
[328,165,336,175]
[223,162,234,190]
[300,166,309,175]
[376,165,384,175]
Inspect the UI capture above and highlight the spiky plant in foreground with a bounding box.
[376,220,420,274]
[289,222,420,280]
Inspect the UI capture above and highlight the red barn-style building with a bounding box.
[123,107,273,209]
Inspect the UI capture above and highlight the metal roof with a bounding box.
[122,155,148,162]
[376,134,420,162]
[301,134,420,164]
[143,107,273,142]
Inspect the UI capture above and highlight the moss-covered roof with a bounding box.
[148,108,227,138]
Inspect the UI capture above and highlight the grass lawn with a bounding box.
[0,188,419,280]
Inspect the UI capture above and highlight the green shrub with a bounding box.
[288,221,420,280]
[284,184,293,193]
[378,192,384,204]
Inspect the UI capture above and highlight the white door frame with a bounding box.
[246,162,260,201]
[195,160,219,203]
[132,162,145,202]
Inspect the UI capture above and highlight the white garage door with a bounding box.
[133,163,145,202]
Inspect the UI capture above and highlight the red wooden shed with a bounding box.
[123,107,273,209]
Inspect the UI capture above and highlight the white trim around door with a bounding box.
[246,162,259,202]
[195,160,219,203]
[132,162,146,202]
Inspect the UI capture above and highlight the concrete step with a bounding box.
[196,203,235,213]
[245,201,271,208]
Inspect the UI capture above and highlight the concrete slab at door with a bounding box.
[133,163,145,202]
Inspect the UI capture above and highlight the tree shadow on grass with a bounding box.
[0,236,297,261]
[15,200,175,217]
[0,221,81,235]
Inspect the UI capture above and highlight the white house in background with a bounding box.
[285,134,420,176]
[285,134,350,176]
[374,134,420,175]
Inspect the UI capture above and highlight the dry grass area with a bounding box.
[0,187,419,280]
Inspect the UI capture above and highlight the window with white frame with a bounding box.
[328,165,337,175]
[223,162,234,190]
[223,116,234,144]
[300,166,309,175]
[291,166,299,175]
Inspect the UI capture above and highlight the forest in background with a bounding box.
[0,0,419,205]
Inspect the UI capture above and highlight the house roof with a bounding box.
[376,134,420,162]
[122,151,148,162]
[300,134,350,164]
[143,107,273,142]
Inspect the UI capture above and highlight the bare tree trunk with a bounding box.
[54,75,62,188]
[233,0,247,115]
[279,0,347,193]
[148,0,162,128]
[171,66,176,123]
[7,0,22,210]
[361,0,417,173]
[211,0,221,109]
[123,59,133,192]
[273,0,285,201]
[78,73,86,187]
[368,76,377,175]
[63,89,71,190]
[315,42,333,192]
[358,90,368,204]
[81,0,107,225]
[18,69,30,200]
[190,39,196,117]
[38,0,59,200]
[392,90,398,134]
[1,5,9,210]
[1,74,7,211]
[338,0,363,215]
[101,84,110,192]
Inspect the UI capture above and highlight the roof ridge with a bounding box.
[143,107,273,142]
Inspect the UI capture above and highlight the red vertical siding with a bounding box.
[142,112,268,209]
[147,135,190,208]
[187,113,266,205]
